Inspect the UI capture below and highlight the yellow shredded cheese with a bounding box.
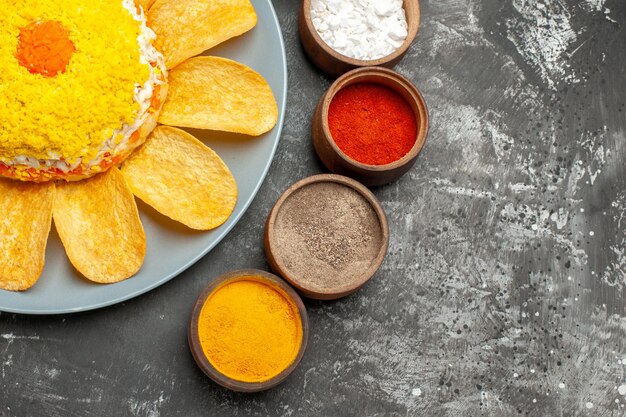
[0,0,150,164]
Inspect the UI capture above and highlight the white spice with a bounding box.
[310,0,408,61]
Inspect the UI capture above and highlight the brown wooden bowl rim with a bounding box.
[265,174,389,299]
[188,269,310,392]
[300,0,421,67]
[318,66,429,173]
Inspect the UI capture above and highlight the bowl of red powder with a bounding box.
[312,66,428,186]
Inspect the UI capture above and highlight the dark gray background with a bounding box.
[1,0,625,415]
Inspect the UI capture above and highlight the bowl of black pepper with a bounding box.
[264,174,389,300]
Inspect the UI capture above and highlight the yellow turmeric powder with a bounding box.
[198,277,303,383]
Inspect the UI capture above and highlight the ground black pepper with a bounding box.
[272,182,383,292]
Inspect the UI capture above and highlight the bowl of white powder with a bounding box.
[298,0,420,77]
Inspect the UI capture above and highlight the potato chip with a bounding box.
[159,56,278,136]
[149,0,257,69]
[0,180,54,291]
[135,0,156,12]
[53,168,146,283]
[121,126,237,230]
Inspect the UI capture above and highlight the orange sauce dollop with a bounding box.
[16,20,76,77]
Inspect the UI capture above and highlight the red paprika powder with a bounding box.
[327,83,417,166]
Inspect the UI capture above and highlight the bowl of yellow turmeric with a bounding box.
[188,269,309,392]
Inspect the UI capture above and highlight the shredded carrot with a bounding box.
[150,85,162,111]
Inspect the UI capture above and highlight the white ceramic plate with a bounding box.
[0,0,287,314]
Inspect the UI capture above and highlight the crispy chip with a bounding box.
[121,126,237,230]
[53,168,145,283]
[0,180,54,291]
[150,0,257,69]
[135,0,156,12]
[159,56,278,136]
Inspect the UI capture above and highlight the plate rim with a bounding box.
[0,0,287,315]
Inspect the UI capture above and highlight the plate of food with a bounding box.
[0,0,286,314]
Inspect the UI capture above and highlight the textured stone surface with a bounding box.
[1,0,625,415]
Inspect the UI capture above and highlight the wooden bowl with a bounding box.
[264,174,389,300]
[188,269,309,392]
[298,0,421,78]
[312,67,428,186]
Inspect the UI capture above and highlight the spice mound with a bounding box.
[271,181,384,294]
[197,277,303,383]
[310,0,408,60]
[328,82,417,165]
